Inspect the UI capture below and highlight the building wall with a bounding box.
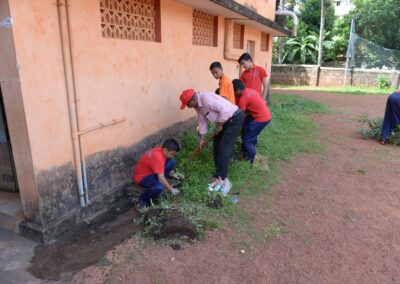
[6,0,276,241]
[236,0,276,19]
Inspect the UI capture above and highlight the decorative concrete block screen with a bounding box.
[261,32,270,52]
[233,23,244,49]
[192,10,218,47]
[99,0,161,42]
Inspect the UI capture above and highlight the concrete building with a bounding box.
[0,0,289,243]
[332,0,354,17]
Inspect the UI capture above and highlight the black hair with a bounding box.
[215,88,220,95]
[232,79,246,92]
[238,53,253,63]
[162,138,180,152]
[209,61,223,70]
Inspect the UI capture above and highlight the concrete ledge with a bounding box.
[0,212,21,234]
[19,181,130,244]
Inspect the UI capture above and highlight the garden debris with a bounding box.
[170,243,183,251]
[207,195,223,209]
[143,208,199,239]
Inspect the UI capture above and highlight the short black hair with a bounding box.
[232,79,246,92]
[215,88,220,95]
[162,138,180,152]
[209,61,223,70]
[238,53,253,63]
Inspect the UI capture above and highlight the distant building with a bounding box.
[332,0,354,17]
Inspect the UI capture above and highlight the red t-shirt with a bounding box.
[133,147,166,184]
[240,65,267,95]
[237,88,272,122]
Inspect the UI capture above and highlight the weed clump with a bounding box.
[358,114,400,145]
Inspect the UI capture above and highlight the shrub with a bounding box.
[377,75,391,90]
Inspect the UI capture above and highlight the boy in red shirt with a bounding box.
[232,79,271,163]
[209,61,236,105]
[133,139,181,209]
[238,53,268,101]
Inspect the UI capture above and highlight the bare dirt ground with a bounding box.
[67,90,400,283]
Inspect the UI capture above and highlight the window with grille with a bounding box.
[233,23,244,49]
[99,0,161,42]
[261,32,270,52]
[192,10,218,47]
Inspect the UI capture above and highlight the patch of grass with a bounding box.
[273,84,396,95]
[264,220,289,241]
[297,187,306,196]
[257,94,327,162]
[143,93,326,244]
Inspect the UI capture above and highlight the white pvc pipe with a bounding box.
[56,0,86,207]
[275,10,298,37]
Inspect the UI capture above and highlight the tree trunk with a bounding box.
[317,0,325,67]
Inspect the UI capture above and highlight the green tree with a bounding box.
[282,31,334,64]
[283,34,318,64]
[331,16,351,57]
[351,0,400,51]
[299,0,335,37]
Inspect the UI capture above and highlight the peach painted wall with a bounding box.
[8,0,74,173]
[236,0,277,20]
[8,0,274,172]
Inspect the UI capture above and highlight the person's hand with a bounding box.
[171,188,180,196]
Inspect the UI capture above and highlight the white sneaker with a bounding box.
[221,178,232,196]
[208,178,221,192]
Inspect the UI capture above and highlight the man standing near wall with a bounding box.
[179,89,244,191]
[238,53,269,101]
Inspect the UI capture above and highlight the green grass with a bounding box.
[272,84,396,95]
[158,93,327,243]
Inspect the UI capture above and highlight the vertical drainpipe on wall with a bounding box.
[56,0,87,207]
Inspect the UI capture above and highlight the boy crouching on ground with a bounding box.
[133,139,181,210]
